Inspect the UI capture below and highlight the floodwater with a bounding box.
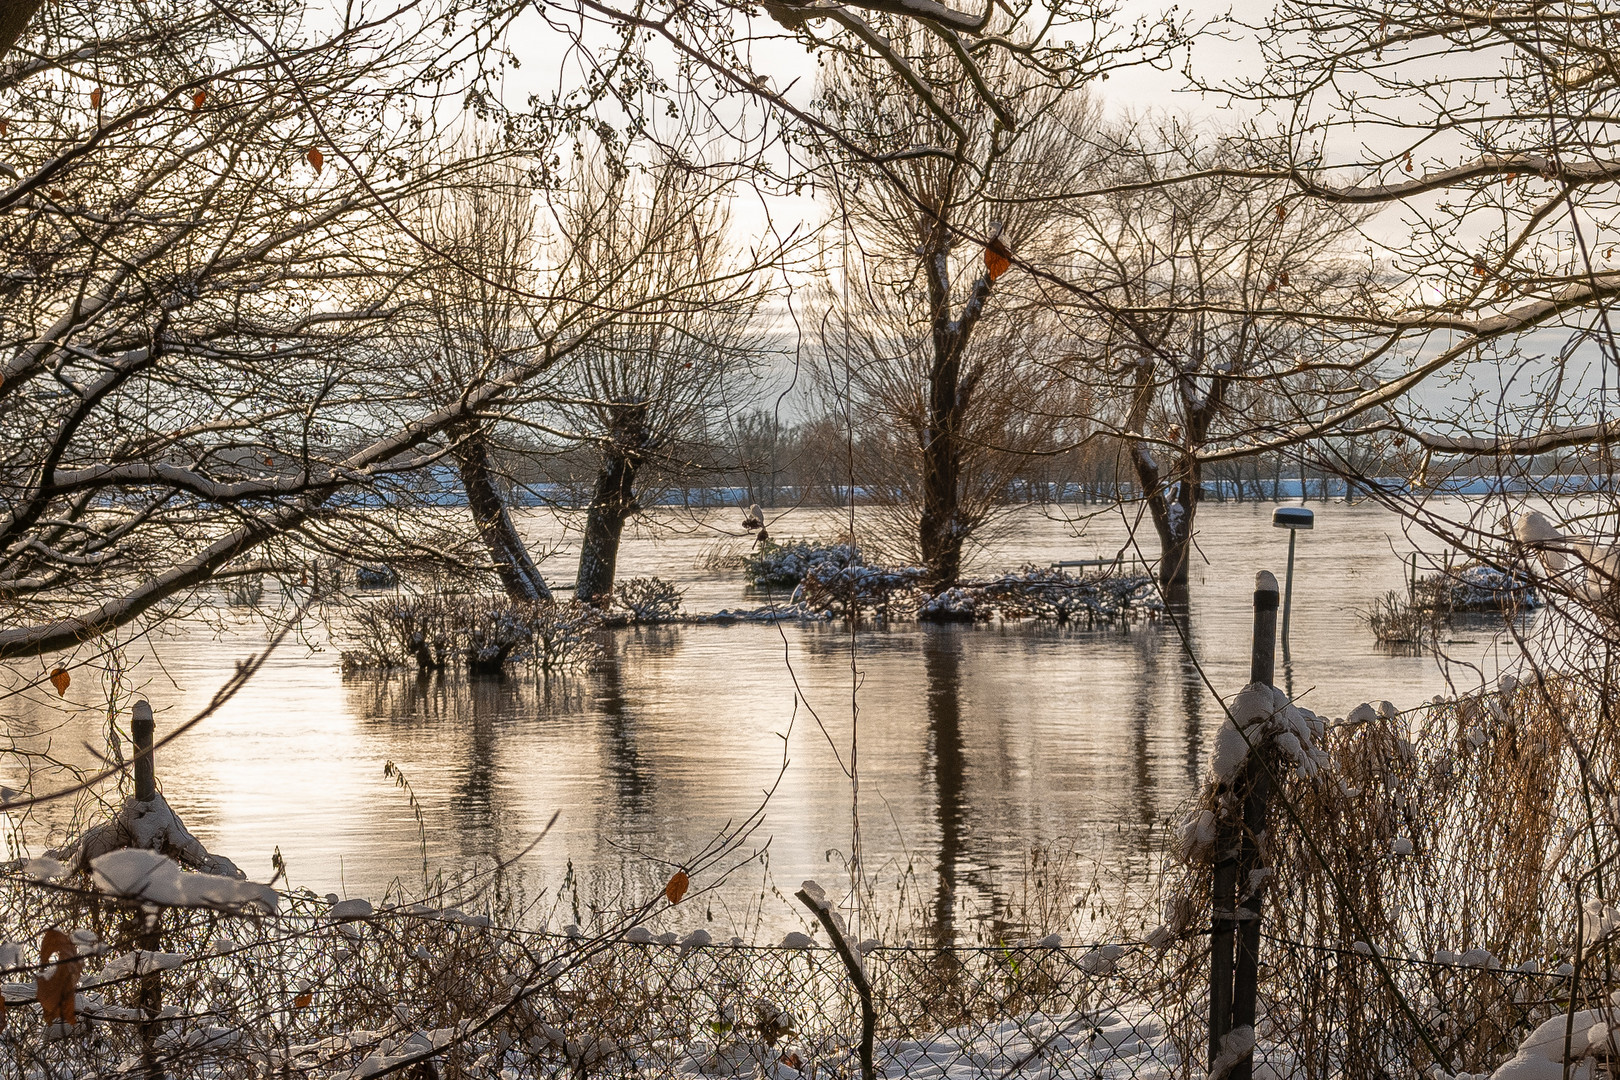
[2,500,1522,938]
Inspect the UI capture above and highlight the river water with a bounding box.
[3,500,1521,939]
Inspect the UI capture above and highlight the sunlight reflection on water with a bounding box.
[6,500,1520,937]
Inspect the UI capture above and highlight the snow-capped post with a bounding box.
[1230,573,1279,1080]
[131,698,164,1080]
[1209,571,1279,1080]
[132,699,155,802]
[795,882,875,1080]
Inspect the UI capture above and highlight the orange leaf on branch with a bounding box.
[192,90,207,110]
[307,148,323,174]
[89,88,102,110]
[983,230,1012,281]
[665,869,689,904]
[293,992,312,1008]
[49,668,70,696]
[36,929,83,1027]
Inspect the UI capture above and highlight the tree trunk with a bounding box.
[1128,433,1198,607]
[0,0,45,66]
[916,218,994,588]
[452,427,552,603]
[576,405,648,604]
[918,364,966,586]
[1147,463,1199,604]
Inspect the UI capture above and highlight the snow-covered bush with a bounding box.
[1156,671,1620,1080]
[613,576,684,622]
[743,539,862,588]
[801,561,927,616]
[915,586,988,621]
[916,567,1159,624]
[340,595,599,672]
[801,559,1158,624]
[1413,562,1539,613]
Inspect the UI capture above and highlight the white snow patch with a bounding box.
[1492,1009,1618,1080]
[90,849,277,913]
[329,898,373,921]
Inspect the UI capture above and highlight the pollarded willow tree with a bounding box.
[1054,126,1374,597]
[0,0,478,658]
[541,156,772,603]
[394,161,559,603]
[809,29,1106,584]
[523,0,1204,592]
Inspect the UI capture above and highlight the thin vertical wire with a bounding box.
[834,157,864,937]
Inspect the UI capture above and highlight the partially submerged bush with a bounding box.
[922,566,1160,624]
[801,561,928,616]
[1413,562,1538,613]
[354,562,400,589]
[217,575,264,608]
[341,595,600,673]
[806,561,1158,625]
[613,577,684,622]
[1363,590,1444,648]
[743,539,861,588]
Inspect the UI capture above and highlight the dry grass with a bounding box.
[1159,668,1620,1080]
[1361,590,1443,648]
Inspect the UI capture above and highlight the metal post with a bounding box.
[129,701,164,1080]
[132,699,155,802]
[1281,529,1297,654]
[1251,575,1278,686]
[1231,578,1278,1080]
[1211,573,1278,1080]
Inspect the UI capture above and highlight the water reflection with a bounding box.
[1178,618,1206,785]
[593,639,651,815]
[2,502,1485,935]
[922,627,966,944]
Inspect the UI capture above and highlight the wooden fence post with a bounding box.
[130,699,165,1080]
[796,887,875,1080]
[1210,572,1279,1079]
[132,699,155,803]
[1231,575,1278,1080]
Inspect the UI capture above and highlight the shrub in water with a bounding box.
[613,577,684,621]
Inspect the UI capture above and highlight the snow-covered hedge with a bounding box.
[341,594,600,672]
[743,539,863,588]
[1413,562,1539,613]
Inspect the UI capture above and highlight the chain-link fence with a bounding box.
[0,872,1589,1080]
[529,934,1192,1078]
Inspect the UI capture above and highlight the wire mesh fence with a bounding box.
[0,869,1592,1080]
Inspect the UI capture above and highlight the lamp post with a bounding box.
[1272,506,1314,653]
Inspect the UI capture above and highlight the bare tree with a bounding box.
[0,0,789,659]
[541,156,772,603]
[1182,2,1620,495]
[399,162,556,602]
[811,30,1099,583]
[1055,126,1372,597]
